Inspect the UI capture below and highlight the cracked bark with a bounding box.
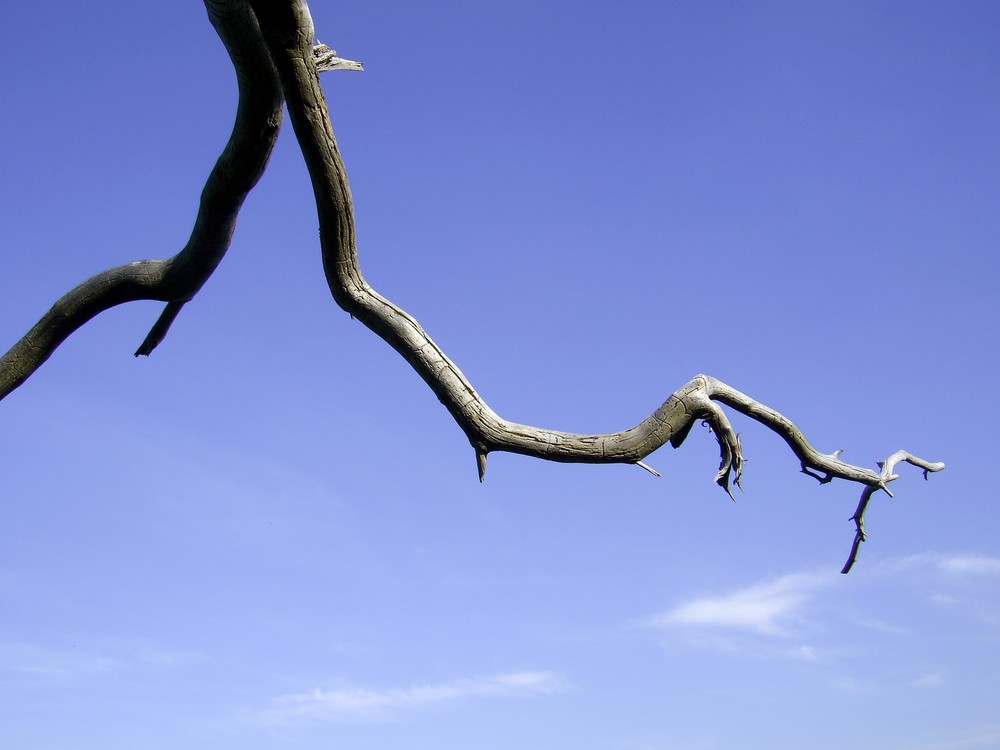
[0,0,943,572]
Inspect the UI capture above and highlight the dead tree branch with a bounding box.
[0,0,283,398]
[0,0,943,571]
[248,0,943,570]
[840,451,944,573]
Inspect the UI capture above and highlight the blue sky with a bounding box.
[1,1,998,748]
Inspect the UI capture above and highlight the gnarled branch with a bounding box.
[1,0,943,573]
[0,0,283,398]
[248,0,943,571]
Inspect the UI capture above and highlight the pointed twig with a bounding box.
[313,42,364,72]
[476,447,488,483]
[840,451,945,573]
[635,461,661,477]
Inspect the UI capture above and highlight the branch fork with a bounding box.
[0,0,944,573]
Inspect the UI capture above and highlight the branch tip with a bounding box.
[313,42,364,72]
[475,448,488,483]
[635,460,661,477]
[135,301,186,357]
[839,450,943,572]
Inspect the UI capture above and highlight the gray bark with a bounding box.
[0,0,943,573]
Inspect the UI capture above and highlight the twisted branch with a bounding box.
[840,451,944,573]
[0,0,283,398]
[248,0,943,571]
[0,0,943,572]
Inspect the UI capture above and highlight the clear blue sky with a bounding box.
[1,2,998,749]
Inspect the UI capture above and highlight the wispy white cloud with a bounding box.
[0,642,119,681]
[880,554,1000,625]
[786,644,820,661]
[832,669,948,695]
[646,572,828,637]
[0,640,200,683]
[910,671,944,688]
[884,553,1000,577]
[263,670,570,724]
[937,555,1000,576]
[832,675,871,694]
[854,616,910,635]
[930,593,959,606]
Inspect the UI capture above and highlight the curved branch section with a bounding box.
[250,0,944,570]
[0,0,283,401]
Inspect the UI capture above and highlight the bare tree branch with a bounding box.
[0,0,943,572]
[248,0,943,571]
[0,0,283,399]
[840,451,944,573]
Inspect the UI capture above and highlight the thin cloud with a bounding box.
[0,641,120,681]
[786,644,821,661]
[0,640,200,683]
[646,572,827,637]
[263,670,569,724]
[937,555,1000,576]
[910,671,944,688]
[884,553,1000,577]
[832,675,871,694]
[854,616,911,636]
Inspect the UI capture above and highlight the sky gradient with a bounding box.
[1,2,998,749]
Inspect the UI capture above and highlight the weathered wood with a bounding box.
[0,0,943,571]
[247,0,942,570]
